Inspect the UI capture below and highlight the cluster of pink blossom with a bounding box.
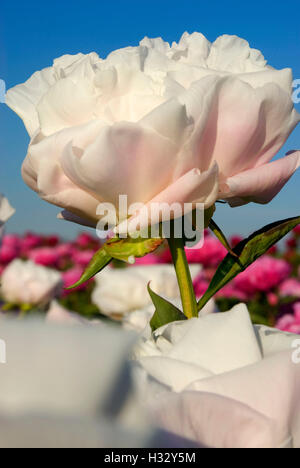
[159,231,228,267]
[1,226,300,331]
[276,303,300,334]
[0,232,101,294]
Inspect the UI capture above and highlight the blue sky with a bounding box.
[0,0,300,239]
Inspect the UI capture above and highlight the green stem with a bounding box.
[168,234,198,319]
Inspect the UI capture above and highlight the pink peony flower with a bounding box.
[20,233,43,254]
[75,233,98,249]
[0,245,19,264]
[71,249,94,267]
[133,254,161,266]
[216,284,249,301]
[193,272,209,299]
[187,237,227,267]
[45,235,60,247]
[62,267,89,294]
[267,292,279,307]
[276,303,300,334]
[28,247,60,267]
[158,249,172,263]
[279,278,300,298]
[292,302,300,319]
[1,234,20,249]
[54,242,75,258]
[288,324,300,334]
[234,256,291,296]
[159,236,227,268]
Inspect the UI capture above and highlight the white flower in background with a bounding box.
[134,304,300,448]
[1,260,62,305]
[92,264,201,320]
[6,33,300,227]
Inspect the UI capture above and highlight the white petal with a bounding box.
[0,194,15,225]
[61,121,178,207]
[23,121,103,221]
[6,67,56,136]
[207,35,267,73]
[164,304,262,374]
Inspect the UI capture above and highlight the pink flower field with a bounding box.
[1,227,300,331]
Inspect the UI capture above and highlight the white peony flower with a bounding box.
[91,264,201,319]
[1,259,62,305]
[6,33,299,227]
[134,304,300,448]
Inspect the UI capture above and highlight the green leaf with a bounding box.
[66,248,112,289]
[209,219,238,257]
[67,235,164,289]
[198,215,300,311]
[149,283,187,332]
[104,236,164,263]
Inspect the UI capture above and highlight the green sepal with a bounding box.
[149,283,187,332]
